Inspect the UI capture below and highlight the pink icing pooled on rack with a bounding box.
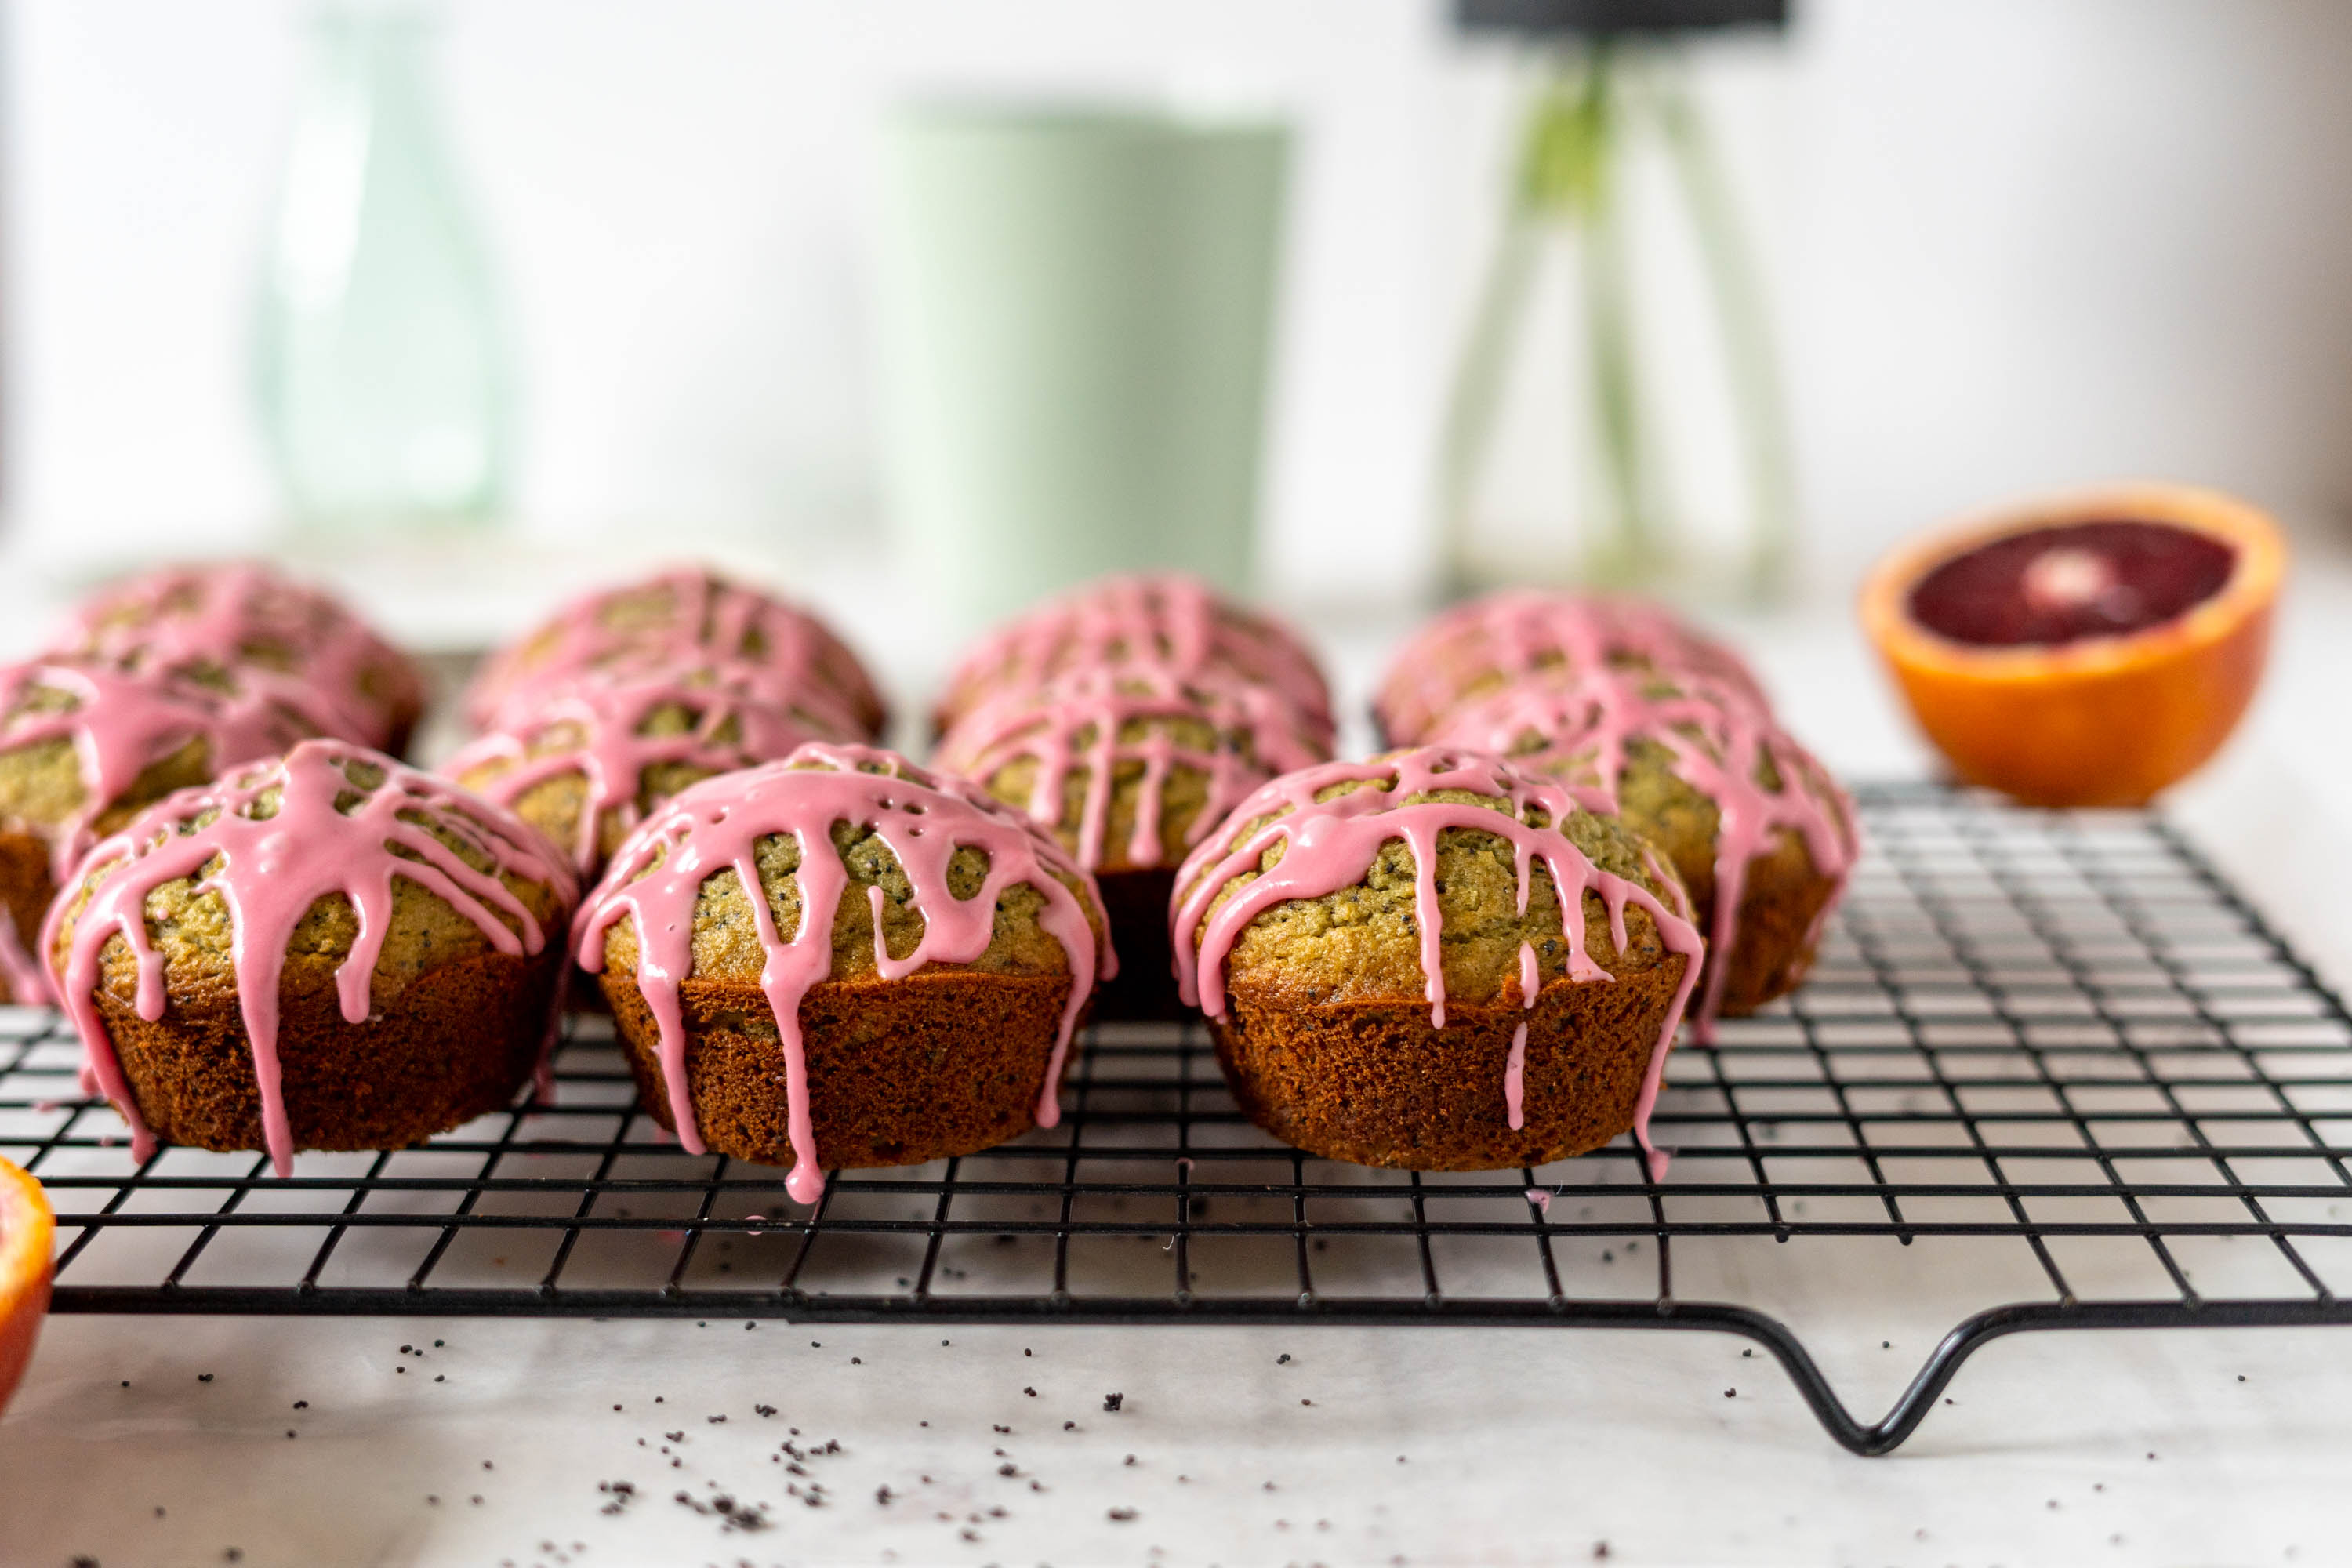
[936,574,1334,746]
[574,743,1112,1207]
[1425,667,1856,1036]
[934,664,1331,873]
[1170,747,1703,1177]
[1374,590,1769,745]
[465,569,884,740]
[56,562,421,750]
[446,670,841,873]
[42,739,577,1175]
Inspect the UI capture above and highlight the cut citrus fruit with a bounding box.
[1860,485,2285,807]
[0,1156,52,1415]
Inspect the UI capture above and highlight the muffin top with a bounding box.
[465,568,886,740]
[45,739,579,1176]
[1424,667,1856,1030]
[933,665,1331,874]
[446,667,844,875]
[1173,744,1701,1020]
[577,742,1112,1204]
[55,562,423,751]
[0,657,322,880]
[1374,590,1766,745]
[934,573,1334,744]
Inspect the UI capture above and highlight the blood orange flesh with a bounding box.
[1907,518,2238,648]
[1860,485,2285,805]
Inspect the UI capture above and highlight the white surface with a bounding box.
[5,548,2352,1566]
[7,1317,2350,1566]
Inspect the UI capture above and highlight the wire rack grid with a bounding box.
[5,782,2350,1455]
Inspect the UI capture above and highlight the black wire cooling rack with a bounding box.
[6,782,2352,1454]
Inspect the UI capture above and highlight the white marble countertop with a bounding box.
[5,540,2352,1566]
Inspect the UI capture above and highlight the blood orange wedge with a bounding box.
[1860,485,2285,807]
[0,1156,52,1415]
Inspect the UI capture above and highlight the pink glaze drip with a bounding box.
[1170,747,1703,1174]
[2,659,321,887]
[937,574,1334,744]
[0,914,46,1008]
[574,744,1111,1207]
[446,671,841,873]
[1425,666,1856,1036]
[1504,941,1541,1130]
[465,570,882,740]
[1375,590,1768,745]
[42,739,577,1175]
[57,562,419,750]
[934,665,1330,873]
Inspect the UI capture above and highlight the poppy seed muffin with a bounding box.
[0,659,322,1005]
[935,666,1329,1018]
[446,668,844,878]
[1425,667,1856,1029]
[466,568,887,741]
[1172,746,1703,1174]
[44,740,578,1174]
[578,743,1112,1205]
[56,562,425,755]
[1374,590,1766,746]
[933,573,1334,746]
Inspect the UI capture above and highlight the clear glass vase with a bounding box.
[1437,40,1793,602]
[253,2,514,535]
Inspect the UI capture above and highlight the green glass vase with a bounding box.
[253,3,514,535]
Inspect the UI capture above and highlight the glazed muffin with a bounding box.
[446,668,845,877]
[1374,590,1766,746]
[935,666,1329,1018]
[44,740,578,1174]
[1425,667,1856,1028]
[0,658,322,1005]
[933,572,1334,746]
[579,743,1111,1205]
[466,568,887,741]
[1172,746,1703,1173]
[56,562,426,754]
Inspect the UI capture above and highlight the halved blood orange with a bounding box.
[0,1156,53,1415]
[1861,485,2285,807]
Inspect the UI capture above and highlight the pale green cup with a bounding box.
[879,104,1290,633]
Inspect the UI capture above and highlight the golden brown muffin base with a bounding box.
[0,829,56,1006]
[1094,866,1181,1021]
[90,949,561,1155]
[601,967,1076,1172]
[1209,958,1688,1171]
[1710,829,1843,1017]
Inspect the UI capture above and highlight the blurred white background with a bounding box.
[12,0,2352,609]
